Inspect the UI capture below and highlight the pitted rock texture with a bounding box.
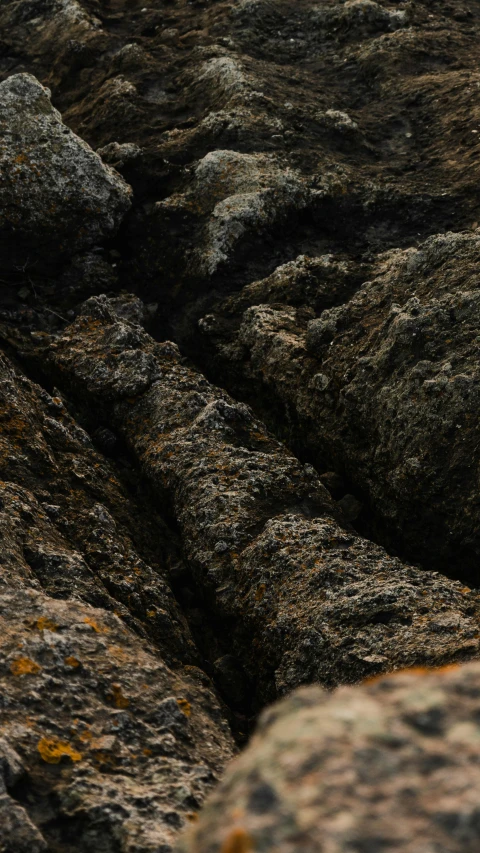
[199,230,480,582]
[152,148,310,280]
[37,297,480,706]
[0,588,233,853]
[2,0,480,849]
[0,345,199,664]
[179,662,480,853]
[0,73,131,269]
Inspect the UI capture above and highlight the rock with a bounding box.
[0,588,233,853]
[200,232,480,581]
[57,252,118,304]
[2,0,480,848]
[0,73,132,270]
[97,141,142,170]
[41,297,480,706]
[0,348,198,664]
[312,0,408,38]
[0,347,235,851]
[179,661,480,853]
[337,493,363,522]
[148,149,309,287]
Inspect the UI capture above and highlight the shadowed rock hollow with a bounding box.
[1,0,480,850]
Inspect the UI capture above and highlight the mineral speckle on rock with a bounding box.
[1,0,480,849]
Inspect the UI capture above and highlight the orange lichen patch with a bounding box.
[146,608,157,619]
[186,812,199,822]
[10,657,41,676]
[142,747,152,757]
[221,828,254,853]
[38,737,82,764]
[177,698,192,717]
[364,662,461,686]
[108,684,130,709]
[36,616,58,632]
[64,656,80,669]
[92,751,117,770]
[83,617,107,633]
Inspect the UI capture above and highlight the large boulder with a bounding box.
[0,73,132,269]
[179,661,480,853]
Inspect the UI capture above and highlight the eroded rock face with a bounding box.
[0,343,235,850]
[0,73,131,269]
[180,662,480,853]
[0,588,233,853]
[2,0,480,848]
[37,298,480,706]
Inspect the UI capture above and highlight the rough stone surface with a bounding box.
[0,73,131,269]
[1,0,480,848]
[0,587,233,853]
[199,232,480,582]
[0,342,235,849]
[40,298,480,707]
[180,662,480,853]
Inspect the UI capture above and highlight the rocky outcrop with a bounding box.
[2,0,480,849]
[0,586,233,853]
[199,231,480,581]
[180,661,480,853]
[0,73,131,270]
[37,297,480,706]
[0,340,234,851]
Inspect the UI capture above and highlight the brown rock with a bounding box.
[42,298,480,706]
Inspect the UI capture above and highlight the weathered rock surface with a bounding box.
[2,0,480,849]
[180,662,480,853]
[0,341,235,850]
[0,73,131,269]
[36,297,480,706]
[0,587,233,852]
[199,231,480,582]
[0,343,200,663]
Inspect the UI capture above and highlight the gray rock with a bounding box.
[179,661,480,853]
[0,73,132,269]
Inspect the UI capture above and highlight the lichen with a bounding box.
[37,736,82,764]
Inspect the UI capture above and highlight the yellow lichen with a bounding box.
[37,737,82,764]
[10,657,41,676]
[78,729,93,743]
[36,617,58,632]
[83,617,106,633]
[64,656,80,669]
[177,698,192,717]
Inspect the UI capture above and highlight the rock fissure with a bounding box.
[3,0,480,849]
